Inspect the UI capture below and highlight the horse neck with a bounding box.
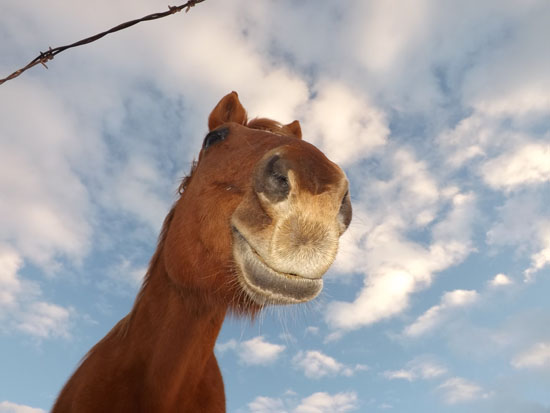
[124,251,227,408]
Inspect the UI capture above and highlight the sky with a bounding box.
[1,0,550,412]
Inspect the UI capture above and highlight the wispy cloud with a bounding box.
[215,339,238,354]
[0,83,92,270]
[0,401,45,413]
[248,396,287,413]
[303,80,388,166]
[437,377,489,405]
[294,392,358,413]
[16,302,71,339]
[489,273,513,287]
[383,357,447,382]
[97,256,147,296]
[216,336,285,366]
[326,151,477,332]
[247,391,358,413]
[241,336,286,365]
[383,369,416,381]
[292,350,367,379]
[404,290,478,338]
[486,194,550,283]
[511,341,550,369]
[481,143,550,191]
[0,246,72,339]
[524,229,550,282]
[3,0,550,411]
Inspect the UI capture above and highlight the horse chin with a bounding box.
[231,227,323,305]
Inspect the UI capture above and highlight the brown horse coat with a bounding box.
[52,92,351,412]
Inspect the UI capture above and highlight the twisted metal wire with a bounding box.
[0,0,205,86]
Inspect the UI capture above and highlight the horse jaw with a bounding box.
[231,226,323,305]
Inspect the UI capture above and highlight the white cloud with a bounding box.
[404,290,478,338]
[294,392,358,413]
[105,156,172,232]
[383,357,447,381]
[327,171,476,331]
[97,257,147,296]
[463,4,550,118]
[437,377,488,404]
[524,230,550,282]
[16,302,71,339]
[353,0,430,74]
[486,192,550,264]
[484,193,550,283]
[437,114,490,168]
[326,270,414,330]
[0,246,72,339]
[146,2,311,124]
[347,0,451,112]
[0,401,45,413]
[0,0,316,274]
[247,391,359,413]
[303,80,388,165]
[215,339,238,354]
[489,273,513,287]
[0,82,92,270]
[240,336,286,365]
[511,342,550,369]
[3,1,550,410]
[216,336,285,366]
[414,362,448,379]
[383,369,416,381]
[481,143,550,191]
[292,350,366,379]
[0,249,24,308]
[248,396,287,413]
[305,326,319,336]
[293,351,341,378]
[474,87,550,117]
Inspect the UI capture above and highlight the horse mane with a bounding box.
[77,205,178,368]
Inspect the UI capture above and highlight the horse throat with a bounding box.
[126,255,227,410]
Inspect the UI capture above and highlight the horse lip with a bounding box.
[231,226,323,305]
[235,229,295,278]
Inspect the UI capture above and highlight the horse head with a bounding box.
[163,92,352,313]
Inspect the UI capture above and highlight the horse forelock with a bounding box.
[246,118,298,138]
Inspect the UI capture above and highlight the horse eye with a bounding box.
[203,127,229,150]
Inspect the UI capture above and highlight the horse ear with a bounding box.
[208,91,247,130]
[285,120,302,139]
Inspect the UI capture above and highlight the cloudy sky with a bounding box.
[1,0,550,412]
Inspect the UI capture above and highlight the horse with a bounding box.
[52,91,352,412]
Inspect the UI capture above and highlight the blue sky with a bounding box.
[1,0,550,412]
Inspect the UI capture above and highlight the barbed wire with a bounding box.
[0,0,206,86]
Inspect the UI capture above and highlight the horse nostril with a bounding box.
[254,154,291,202]
[271,170,289,192]
[338,190,352,232]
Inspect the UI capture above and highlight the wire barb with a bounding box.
[0,0,206,86]
[185,0,200,12]
[38,47,54,69]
